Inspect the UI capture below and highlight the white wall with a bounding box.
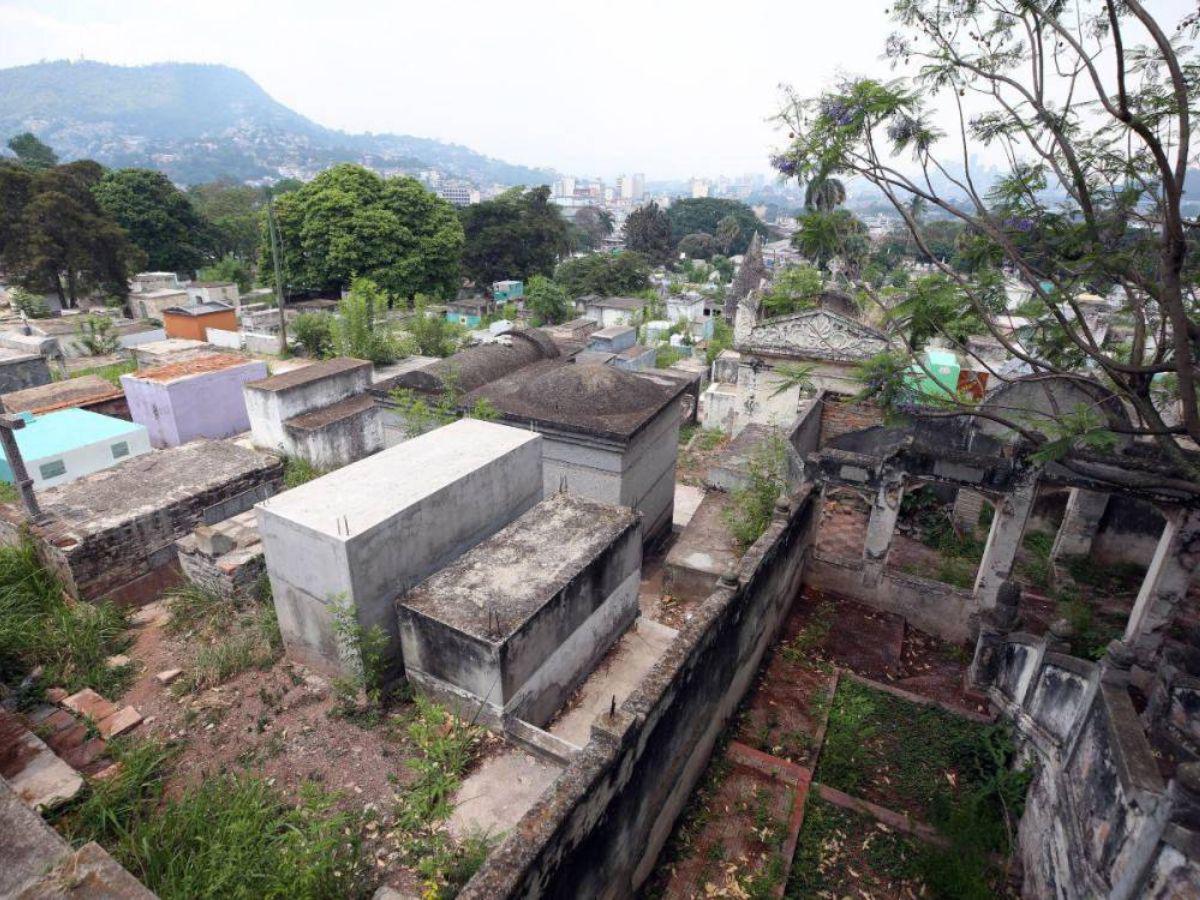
[27,428,152,489]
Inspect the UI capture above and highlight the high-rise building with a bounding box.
[690,178,710,198]
[631,173,645,201]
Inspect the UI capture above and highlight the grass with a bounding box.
[1055,587,1124,660]
[164,581,282,695]
[389,694,491,898]
[898,486,986,588]
[814,679,1028,896]
[1015,531,1055,590]
[0,538,133,698]
[723,434,788,552]
[0,481,18,504]
[57,358,137,386]
[50,738,372,899]
[787,796,925,898]
[282,456,325,490]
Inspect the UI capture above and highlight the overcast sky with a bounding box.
[0,0,1193,181]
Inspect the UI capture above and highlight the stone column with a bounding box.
[1050,488,1109,563]
[862,474,904,587]
[968,579,1020,689]
[951,488,986,533]
[1124,507,1200,666]
[973,475,1037,610]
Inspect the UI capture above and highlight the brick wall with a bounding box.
[817,394,884,447]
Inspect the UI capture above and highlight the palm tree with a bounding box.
[804,176,847,211]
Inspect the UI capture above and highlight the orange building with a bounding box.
[161,303,238,342]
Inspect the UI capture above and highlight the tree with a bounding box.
[772,0,1200,490]
[93,168,210,271]
[666,198,766,255]
[198,255,252,293]
[623,203,674,265]
[459,186,570,287]
[554,252,651,298]
[0,163,143,307]
[792,208,868,274]
[187,181,264,262]
[571,207,614,252]
[803,176,847,211]
[524,275,572,326]
[332,277,400,364]
[292,311,335,358]
[678,233,719,260]
[6,133,57,170]
[269,164,463,300]
[715,215,743,255]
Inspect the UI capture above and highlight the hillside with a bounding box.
[0,60,554,187]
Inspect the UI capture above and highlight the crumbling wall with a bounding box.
[817,393,883,447]
[973,628,1200,897]
[460,485,817,899]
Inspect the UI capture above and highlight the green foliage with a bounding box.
[406,298,465,358]
[792,208,868,272]
[803,174,846,211]
[1,160,143,307]
[54,736,370,900]
[1028,405,1119,464]
[93,168,210,272]
[554,251,651,298]
[569,206,614,252]
[7,285,52,318]
[198,254,253,293]
[282,455,324,489]
[6,132,58,169]
[666,197,766,254]
[187,180,265,262]
[523,274,571,326]
[268,164,463,299]
[56,358,137,387]
[0,538,133,697]
[677,232,719,260]
[329,595,389,719]
[623,203,674,265]
[761,264,823,316]
[291,311,336,359]
[76,314,121,356]
[332,277,401,364]
[768,363,816,398]
[854,351,921,413]
[723,434,787,551]
[888,272,997,349]
[391,695,488,898]
[705,317,734,366]
[459,185,569,286]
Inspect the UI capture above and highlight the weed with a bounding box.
[166,581,282,695]
[0,538,132,697]
[55,358,137,387]
[329,596,389,720]
[723,434,788,552]
[283,456,326,489]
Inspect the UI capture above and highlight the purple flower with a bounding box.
[820,98,855,126]
[770,153,798,177]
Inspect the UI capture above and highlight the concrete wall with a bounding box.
[399,516,642,728]
[460,485,817,898]
[973,630,1199,898]
[285,402,384,470]
[206,328,243,350]
[122,361,267,448]
[244,331,284,355]
[257,420,544,676]
[245,363,371,454]
[0,355,51,395]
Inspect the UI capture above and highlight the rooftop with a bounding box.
[124,354,259,384]
[400,493,638,640]
[465,360,686,441]
[285,394,376,432]
[372,330,558,397]
[585,296,647,311]
[257,419,540,540]
[0,409,143,462]
[162,303,234,317]
[591,325,636,340]
[1,376,123,415]
[37,440,281,532]
[244,357,369,393]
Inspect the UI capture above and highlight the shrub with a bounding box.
[292,312,335,358]
[723,434,788,551]
[333,277,401,364]
[76,315,121,356]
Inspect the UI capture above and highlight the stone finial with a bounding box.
[775,493,791,515]
[719,565,739,588]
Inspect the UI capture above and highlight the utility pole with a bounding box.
[266,192,289,357]
[0,415,42,521]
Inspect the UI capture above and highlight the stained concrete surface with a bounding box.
[673,483,704,528]
[548,617,679,747]
[447,747,562,841]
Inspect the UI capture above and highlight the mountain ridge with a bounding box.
[0,60,555,187]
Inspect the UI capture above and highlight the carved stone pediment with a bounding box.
[737,309,891,363]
